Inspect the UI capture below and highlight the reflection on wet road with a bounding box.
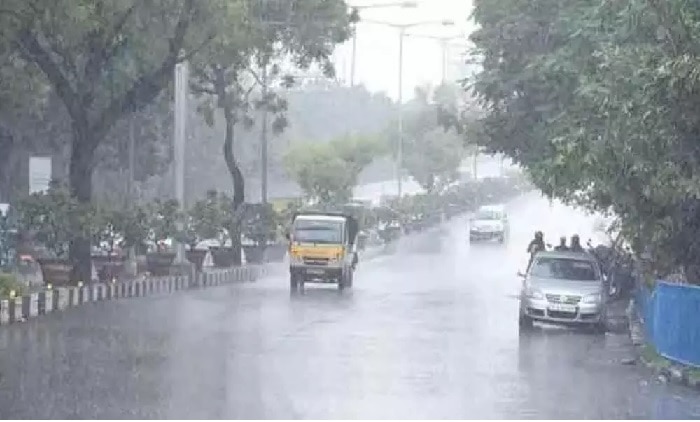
[1,192,699,418]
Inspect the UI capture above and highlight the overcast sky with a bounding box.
[333,0,475,102]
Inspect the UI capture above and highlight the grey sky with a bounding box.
[333,0,474,102]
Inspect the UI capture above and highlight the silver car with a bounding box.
[469,205,508,243]
[518,251,607,331]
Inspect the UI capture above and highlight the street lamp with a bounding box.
[404,33,466,83]
[361,18,455,197]
[350,1,418,87]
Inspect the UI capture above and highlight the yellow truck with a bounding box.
[287,211,359,292]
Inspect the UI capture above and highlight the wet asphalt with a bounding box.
[1,192,700,419]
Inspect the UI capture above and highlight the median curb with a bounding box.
[626,298,700,390]
[0,264,269,327]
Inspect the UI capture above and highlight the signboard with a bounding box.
[29,156,52,194]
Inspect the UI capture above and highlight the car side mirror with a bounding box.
[517,271,526,278]
[284,232,290,241]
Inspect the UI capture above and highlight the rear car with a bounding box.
[518,251,607,331]
[469,205,508,243]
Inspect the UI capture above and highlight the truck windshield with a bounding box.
[292,220,343,244]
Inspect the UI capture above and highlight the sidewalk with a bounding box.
[627,296,700,390]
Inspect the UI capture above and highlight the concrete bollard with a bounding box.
[0,299,9,324]
[27,292,39,318]
[56,288,69,310]
[43,290,54,314]
[67,287,79,307]
[11,298,22,322]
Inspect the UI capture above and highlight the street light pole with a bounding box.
[361,19,454,197]
[404,33,465,84]
[397,26,405,197]
[260,61,269,204]
[350,1,418,87]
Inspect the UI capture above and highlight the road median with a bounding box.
[0,265,268,326]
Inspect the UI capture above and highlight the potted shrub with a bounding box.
[146,199,180,276]
[91,206,127,282]
[109,205,151,277]
[15,182,95,286]
[176,212,206,272]
[241,203,277,264]
[192,190,235,268]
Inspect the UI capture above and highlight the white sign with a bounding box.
[29,156,52,194]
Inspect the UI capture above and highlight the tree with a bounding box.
[190,0,354,264]
[400,83,466,192]
[469,0,700,282]
[404,128,464,193]
[284,135,384,204]
[0,0,227,281]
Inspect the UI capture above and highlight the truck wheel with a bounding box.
[338,274,349,291]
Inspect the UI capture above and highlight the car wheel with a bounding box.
[519,313,533,330]
[290,275,299,291]
[593,321,607,334]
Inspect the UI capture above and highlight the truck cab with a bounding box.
[287,212,359,291]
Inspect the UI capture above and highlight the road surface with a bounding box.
[1,192,699,419]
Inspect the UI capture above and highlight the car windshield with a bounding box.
[292,219,343,244]
[529,257,598,281]
[475,210,501,220]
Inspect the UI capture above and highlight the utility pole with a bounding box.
[127,117,135,203]
[260,61,269,204]
[397,26,405,198]
[173,59,189,264]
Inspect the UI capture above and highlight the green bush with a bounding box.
[0,273,24,299]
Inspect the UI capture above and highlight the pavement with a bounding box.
[1,192,700,419]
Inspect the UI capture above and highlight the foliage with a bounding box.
[147,199,181,252]
[0,208,15,268]
[111,205,151,254]
[242,203,280,246]
[15,183,99,260]
[0,273,23,298]
[404,128,464,193]
[187,190,232,247]
[398,84,467,192]
[284,135,384,204]
[189,0,353,264]
[469,0,700,282]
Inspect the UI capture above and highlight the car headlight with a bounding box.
[526,288,544,300]
[582,293,602,304]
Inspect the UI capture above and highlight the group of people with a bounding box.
[526,231,586,269]
[527,231,585,254]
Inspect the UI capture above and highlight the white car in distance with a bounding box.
[469,204,508,243]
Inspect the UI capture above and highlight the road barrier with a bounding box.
[635,281,700,368]
[0,265,268,326]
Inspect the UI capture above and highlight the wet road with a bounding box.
[1,193,700,419]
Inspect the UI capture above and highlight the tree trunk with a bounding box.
[223,104,245,266]
[68,121,97,284]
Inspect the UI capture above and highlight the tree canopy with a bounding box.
[284,135,384,204]
[469,0,700,281]
[400,84,466,192]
